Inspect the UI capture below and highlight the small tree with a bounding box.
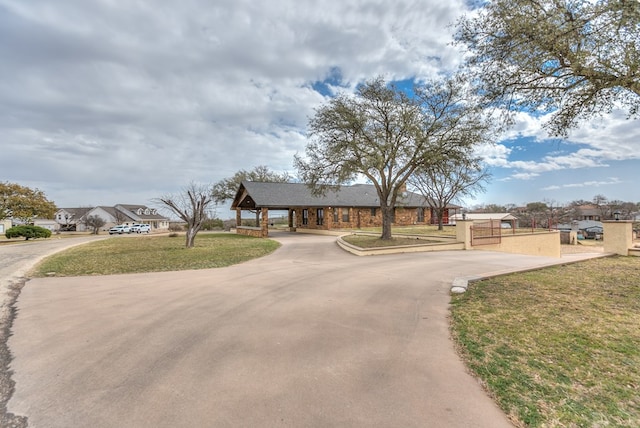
[0,182,57,222]
[6,225,52,240]
[409,156,490,230]
[156,183,215,248]
[84,215,106,235]
[523,202,550,228]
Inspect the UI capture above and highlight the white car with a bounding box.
[109,225,131,235]
[130,224,151,233]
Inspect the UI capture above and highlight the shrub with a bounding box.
[200,218,224,230]
[168,223,185,232]
[6,225,52,240]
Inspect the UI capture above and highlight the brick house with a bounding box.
[231,181,460,237]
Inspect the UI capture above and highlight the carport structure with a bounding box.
[231,181,460,237]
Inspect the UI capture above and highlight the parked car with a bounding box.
[130,224,151,233]
[109,225,131,235]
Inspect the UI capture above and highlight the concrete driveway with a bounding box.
[6,232,602,427]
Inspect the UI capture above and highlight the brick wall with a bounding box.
[291,206,432,230]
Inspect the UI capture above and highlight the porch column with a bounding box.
[288,209,296,232]
[261,207,269,237]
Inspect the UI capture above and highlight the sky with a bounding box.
[1,0,638,219]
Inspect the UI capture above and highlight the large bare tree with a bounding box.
[295,76,491,240]
[156,183,215,248]
[455,0,640,136]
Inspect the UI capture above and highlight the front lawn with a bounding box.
[450,256,640,427]
[33,233,280,276]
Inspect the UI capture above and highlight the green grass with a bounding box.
[341,234,442,248]
[33,233,280,277]
[450,256,640,427]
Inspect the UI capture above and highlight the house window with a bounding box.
[370,208,376,217]
[417,207,425,223]
[317,208,324,226]
[333,208,339,223]
[342,208,349,222]
[302,209,308,225]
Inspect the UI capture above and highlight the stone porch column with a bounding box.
[261,207,269,237]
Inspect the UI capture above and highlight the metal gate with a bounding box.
[471,220,502,246]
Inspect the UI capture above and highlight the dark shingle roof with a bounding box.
[232,181,447,209]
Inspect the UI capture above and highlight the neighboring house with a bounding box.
[558,220,604,240]
[115,205,170,231]
[33,218,58,231]
[231,181,461,235]
[84,206,136,231]
[56,204,170,232]
[0,219,11,234]
[576,204,602,221]
[449,213,519,228]
[55,207,94,231]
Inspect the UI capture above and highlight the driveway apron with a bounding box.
[6,232,571,427]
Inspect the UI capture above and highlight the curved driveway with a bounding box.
[6,232,601,427]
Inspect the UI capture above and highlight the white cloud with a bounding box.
[474,143,511,167]
[0,0,471,210]
[1,0,638,211]
[541,178,623,191]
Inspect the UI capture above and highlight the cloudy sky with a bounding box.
[1,0,638,218]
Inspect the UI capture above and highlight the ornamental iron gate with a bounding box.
[471,220,502,246]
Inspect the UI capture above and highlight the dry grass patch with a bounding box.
[33,233,280,277]
[450,256,640,427]
[341,234,441,248]
[338,225,456,237]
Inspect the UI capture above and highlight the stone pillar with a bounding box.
[603,220,633,255]
[261,207,269,237]
[456,220,473,250]
[289,209,297,232]
[236,209,242,230]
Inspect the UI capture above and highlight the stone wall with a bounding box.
[475,231,561,258]
[236,226,267,238]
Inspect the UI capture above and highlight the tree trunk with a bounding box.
[381,205,393,240]
[437,208,445,231]
[185,226,197,248]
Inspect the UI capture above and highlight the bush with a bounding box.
[6,225,52,240]
[200,218,224,230]
[168,223,185,232]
